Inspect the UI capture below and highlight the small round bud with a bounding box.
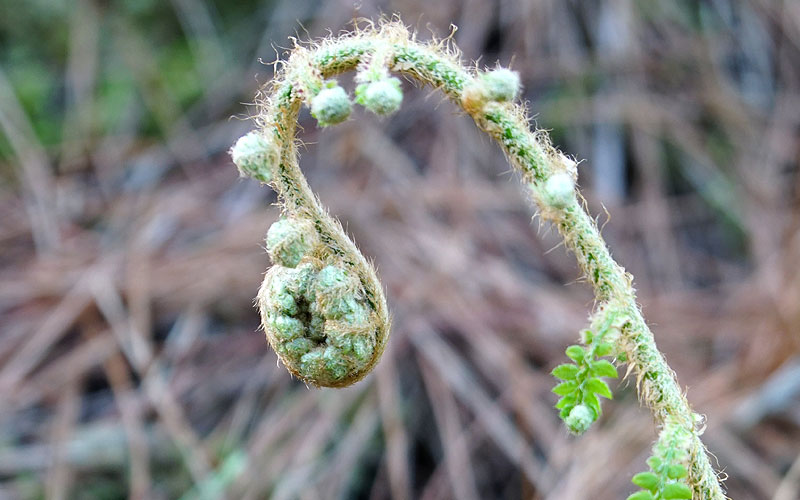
[330,330,374,362]
[314,265,360,320]
[350,336,374,362]
[355,77,403,115]
[267,314,304,341]
[269,278,298,315]
[323,346,348,380]
[315,265,352,292]
[230,131,275,182]
[310,81,352,127]
[266,218,319,268]
[541,172,576,209]
[343,301,370,326]
[481,68,521,102]
[284,337,313,357]
[323,295,359,320]
[566,404,595,435]
[300,349,324,376]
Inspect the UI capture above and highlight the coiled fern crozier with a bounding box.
[230,20,726,499]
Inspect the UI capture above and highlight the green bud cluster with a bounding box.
[230,131,276,183]
[259,217,380,387]
[309,75,406,126]
[259,261,379,387]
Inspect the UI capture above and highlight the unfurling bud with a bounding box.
[461,67,521,113]
[542,172,576,209]
[230,131,276,183]
[311,81,352,127]
[480,68,521,102]
[356,77,403,115]
[566,404,595,435]
[266,218,319,268]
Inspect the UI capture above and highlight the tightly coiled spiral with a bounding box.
[230,20,726,499]
[256,216,387,387]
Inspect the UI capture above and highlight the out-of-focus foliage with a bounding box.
[0,0,271,166]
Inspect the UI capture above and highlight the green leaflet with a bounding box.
[565,345,585,362]
[666,464,688,480]
[590,359,618,378]
[585,378,613,399]
[552,363,579,380]
[662,483,692,499]
[594,342,614,357]
[631,472,659,490]
[552,381,577,395]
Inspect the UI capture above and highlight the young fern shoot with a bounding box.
[230,20,726,499]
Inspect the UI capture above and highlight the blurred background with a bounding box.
[0,0,798,499]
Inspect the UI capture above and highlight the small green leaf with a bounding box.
[566,345,585,362]
[583,391,601,417]
[626,491,654,500]
[559,407,571,419]
[647,457,662,471]
[666,464,688,479]
[552,381,578,396]
[586,378,613,399]
[555,394,576,409]
[595,342,613,357]
[591,359,618,378]
[552,364,580,380]
[661,482,692,499]
[582,329,594,344]
[631,472,659,491]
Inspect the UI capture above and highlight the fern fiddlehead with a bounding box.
[230,20,726,499]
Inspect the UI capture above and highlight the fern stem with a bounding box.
[234,21,726,499]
